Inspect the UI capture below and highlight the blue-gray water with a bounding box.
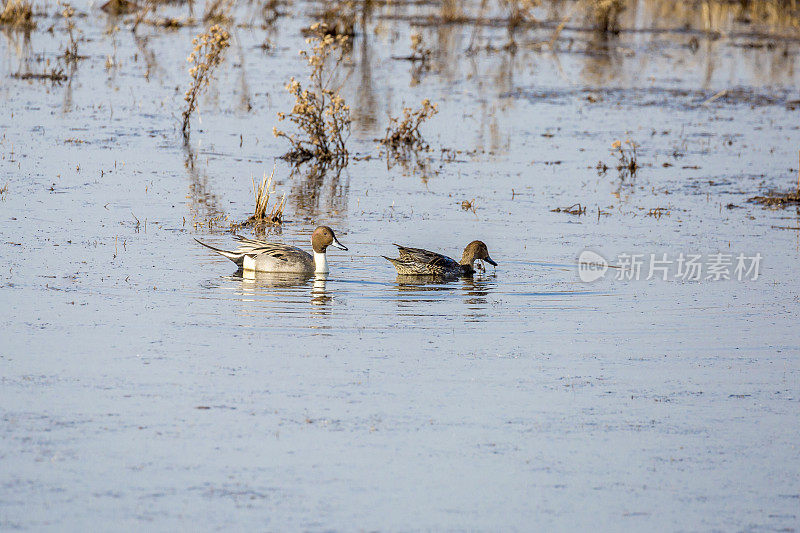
[1,0,799,529]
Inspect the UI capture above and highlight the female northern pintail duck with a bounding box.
[383,240,497,276]
[196,225,347,274]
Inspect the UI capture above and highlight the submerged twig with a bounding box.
[551,203,586,215]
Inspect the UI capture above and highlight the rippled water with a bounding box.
[2,0,799,529]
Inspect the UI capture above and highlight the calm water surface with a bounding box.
[2,0,799,529]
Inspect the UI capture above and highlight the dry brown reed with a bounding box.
[11,67,67,83]
[610,139,639,178]
[380,99,439,154]
[274,23,351,167]
[501,0,540,30]
[750,153,800,206]
[246,167,286,225]
[551,203,587,215]
[314,0,356,37]
[181,24,231,140]
[585,0,625,34]
[410,32,432,63]
[204,0,234,23]
[0,0,34,29]
[60,3,79,62]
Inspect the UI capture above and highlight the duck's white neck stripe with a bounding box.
[314,251,329,274]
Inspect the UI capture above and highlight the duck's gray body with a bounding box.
[196,235,317,273]
[236,236,318,273]
[197,226,346,274]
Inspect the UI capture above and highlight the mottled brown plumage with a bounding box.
[383,240,497,276]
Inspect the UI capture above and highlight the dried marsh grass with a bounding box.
[274,23,351,167]
[501,0,540,30]
[246,168,286,225]
[60,3,80,63]
[380,99,439,154]
[585,0,625,34]
[600,139,639,179]
[750,191,800,206]
[11,66,67,83]
[203,0,234,23]
[181,24,231,140]
[314,0,356,38]
[751,153,800,207]
[0,0,34,29]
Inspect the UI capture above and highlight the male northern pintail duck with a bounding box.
[196,225,347,274]
[383,240,497,276]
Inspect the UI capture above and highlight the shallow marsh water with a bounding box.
[1,0,800,529]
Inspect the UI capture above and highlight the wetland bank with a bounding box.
[1,0,799,529]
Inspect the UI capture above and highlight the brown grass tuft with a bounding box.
[380,99,438,154]
[0,0,35,29]
[246,167,286,226]
[586,0,625,34]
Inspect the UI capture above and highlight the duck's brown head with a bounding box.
[460,240,497,268]
[311,226,347,254]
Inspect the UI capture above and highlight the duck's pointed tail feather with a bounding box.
[382,256,403,272]
[194,238,244,266]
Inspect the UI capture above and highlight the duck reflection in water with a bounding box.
[238,270,313,289]
[393,268,497,292]
[230,271,332,315]
[393,272,495,317]
[461,275,495,309]
[311,274,332,312]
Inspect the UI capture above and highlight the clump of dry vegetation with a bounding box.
[181,24,231,140]
[409,33,432,84]
[274,23,351,167]
[501,0,540,30]
[750,191,800,206]
[245,167,286,226]
[440,0,467,23]
[0,0,35,29]
[646,206,670,218]
[551,203,587,215]
[314,0,356,38]
[60,3,80,62]
[11,65,67,83]
[100,0,138,15]
[379,99,438,154]
[598,139,639,178]
[203,0,234,23]
[751,155,800,207]
[392,32,433,85]
[461,198,477,215]
[409,32,432,63]
[613,139,639,175]
[586,0,625,34]
[738,0,800,30]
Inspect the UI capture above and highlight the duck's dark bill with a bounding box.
[332,236,348,251]
[485,256,497,266]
